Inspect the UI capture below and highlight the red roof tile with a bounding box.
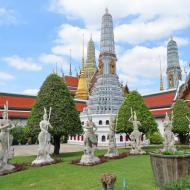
[75,102,87,112]
[0,111,30,118]
[150,109,171,117]
[65,76,78,87]
[0,95,36,109]
[144,92,175,108]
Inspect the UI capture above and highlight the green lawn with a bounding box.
[0,148,157,190]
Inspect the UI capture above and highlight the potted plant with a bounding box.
[150,112,190,188]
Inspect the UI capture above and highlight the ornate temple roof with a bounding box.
[167,37,180,69]
[86,37,96,68]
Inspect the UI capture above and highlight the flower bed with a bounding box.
[31,159,63,167]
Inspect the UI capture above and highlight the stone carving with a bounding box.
[0,102,15,174]
[162,112,176,152]
[80,114,100,165]
[32,107,54,165]
[129,108,145,154]
[105,115,118,157]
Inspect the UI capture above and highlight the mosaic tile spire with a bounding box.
[82,9,124,115]
[167,36,182,89]
[100,8,115,55]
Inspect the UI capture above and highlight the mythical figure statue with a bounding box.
[32,107,54,165]
[105,115,118,157]
[0,102,15,173]
[80,114,100,165]
[129,108,145,154]
[162,112,176,152]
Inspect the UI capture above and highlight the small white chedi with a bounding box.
[80,114,100,165]
[104,115,118,157]
[0,102,15,174]
[162,112,176,152]
[32,107,54,165]
[129,108,145,154]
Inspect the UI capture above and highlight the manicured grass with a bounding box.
[0,148,156,190]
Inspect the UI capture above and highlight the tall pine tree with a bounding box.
[117,91,157,135]
[28,74,82,154]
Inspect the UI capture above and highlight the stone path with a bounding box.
[13,144,84,156]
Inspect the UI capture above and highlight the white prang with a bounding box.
[0,101,15,174]
[32,107,54,165]
[104,114,118,157]
[80,114,100,165]
[162,112,176,152]
[129,108,145,155]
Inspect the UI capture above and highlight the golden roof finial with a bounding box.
[159,56,164,91]
[75,34,88,100]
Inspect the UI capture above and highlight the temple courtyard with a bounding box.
[0,145,189,190]
[0,148,156,190]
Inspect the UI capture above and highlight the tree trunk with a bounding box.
[178,134,188,144]
[54,135,61,155]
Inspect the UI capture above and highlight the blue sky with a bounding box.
[0,0,190,95]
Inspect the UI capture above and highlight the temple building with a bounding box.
[69,9,125,146]
[85,37,97,90]
[1,10,190,146]
[167,36,182,89]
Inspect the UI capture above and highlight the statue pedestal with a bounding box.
[105,147,119,157]
[130,149,145,155]
[0,164,15,175]
[80,154,100,165]
[32,156,54,166]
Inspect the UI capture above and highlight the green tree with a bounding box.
[172,99,190,144]
[117,91,157,135]
[28,74,82,154]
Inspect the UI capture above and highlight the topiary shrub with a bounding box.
[149,132,163,144]
[12,126,29,145]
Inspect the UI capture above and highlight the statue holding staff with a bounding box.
[129,108,145,154]
[0,101,15,173]
[32,107,54,165]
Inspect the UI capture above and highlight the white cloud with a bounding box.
[0,71,14,86]
[3,55,42,71]
[52,24,100,60]
[49,0,190,44]
[0,7,17,25]
[117,45,166,91]
[22,89,38,95]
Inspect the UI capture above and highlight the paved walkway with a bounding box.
[13,144,84,156]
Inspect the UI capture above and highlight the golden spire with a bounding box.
[159,57,164,91]
[75,34,89,100]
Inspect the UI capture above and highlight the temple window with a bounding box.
[102,135,106,142]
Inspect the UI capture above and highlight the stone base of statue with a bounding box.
[32,155,54,166]
[80,147,100,165]
[130,148,146,155]
[80,154,100,165]
[105,146,119,157]
[0,164,15,175]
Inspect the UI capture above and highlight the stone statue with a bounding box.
[129,108,145,154]
[80,114,100,165]
[0,101,15,174]
[105,115,118,157]
[32,107,54,165]
[162,112,176,152]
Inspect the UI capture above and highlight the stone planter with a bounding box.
[150,152,190,187]
[100,173,116,190]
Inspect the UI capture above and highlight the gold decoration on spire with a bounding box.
[159,57,164,91]
[75,34,89,100]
